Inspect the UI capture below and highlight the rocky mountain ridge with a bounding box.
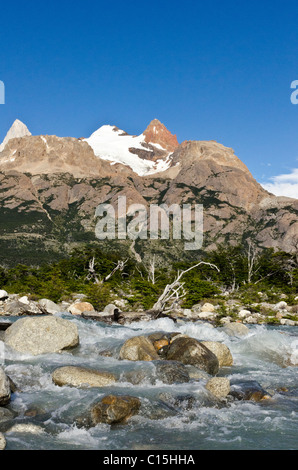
[0,118,297,266]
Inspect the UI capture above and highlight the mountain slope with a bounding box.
[0,118,297,266]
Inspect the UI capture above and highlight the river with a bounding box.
[1,315,297,450]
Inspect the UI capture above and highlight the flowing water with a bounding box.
[1,315,297,451]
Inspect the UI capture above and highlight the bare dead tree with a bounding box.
[147,255,156,285]
[86,257,101,284]
[246,241,260,284]
[104,259,129,282]
[152,261,220,313]
[86,257,129,285]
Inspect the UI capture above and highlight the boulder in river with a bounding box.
[0,367,11,406]
[7,423,45,435]
[0,432,6,450]
[166,336,219,375]
[4,316,79,356]
[229,380,272,402]
[79,395,141,427]
[154,360,190,384]
[119,336,160,362]
[206,377,231,399]
[52,366,117,388]
[222,322,250,337]
[0,407,14,430]
[201,341,233,367]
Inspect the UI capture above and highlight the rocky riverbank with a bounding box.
[1,289,297,327]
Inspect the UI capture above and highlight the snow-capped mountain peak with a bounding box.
[85,120,179,176]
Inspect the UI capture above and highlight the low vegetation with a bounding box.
[0,244,297,313]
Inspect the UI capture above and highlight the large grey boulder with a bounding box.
[0,367,11,406]
[166,337,219,375]
[52,366,117,388]
[4,316,79,356]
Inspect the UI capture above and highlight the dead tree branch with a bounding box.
[86,258,129,285]
[152,261,220,313]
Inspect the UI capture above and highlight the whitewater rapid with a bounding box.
[1,315,297,450]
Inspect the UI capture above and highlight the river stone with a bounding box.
[222,322,250,337]
[0,407,14,427]
[154,360,190,384]
[52,366,117,388]
[206,377,231,398]
[3,299,44,316]
[273,301,288,311]
[7,423,45,434]
[121,369,154,385]
[119,336,159,362]
[0,291,8,301]
[104,304,118,314]
[0,432,6,450]
[185,365,211,381]
[68,302,95,316]
[0,367,11,406]
[90,395,141,425]
[201,303,215,313]
[4,316,79,356]
[166,337,219,375]
[201,341,233,367]
[229,381,272,402]
[38,299,61,315]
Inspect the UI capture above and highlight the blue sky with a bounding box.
[0,0,298,197]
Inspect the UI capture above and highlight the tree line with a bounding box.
[0,243,297,311]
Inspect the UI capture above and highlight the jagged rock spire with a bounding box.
[143,119,179,152]
[0,119,31,151]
